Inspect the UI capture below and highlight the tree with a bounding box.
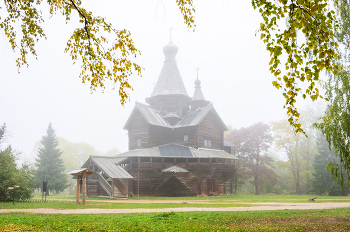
[1,0,343,121]
[0,124,34,201]
[35,123,68,193]
[313,0,350,186]
[311,134,348,196]
[1,0,195,105]
[227,122,277,195]
[272,119,304,194]
[253,0,340,133]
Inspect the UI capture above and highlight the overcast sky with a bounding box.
[1,0,312,162]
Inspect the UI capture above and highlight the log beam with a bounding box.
[76,176,80,204]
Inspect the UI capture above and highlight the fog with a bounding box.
[0,0,290,162]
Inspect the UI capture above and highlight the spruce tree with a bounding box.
[35,123,68,193]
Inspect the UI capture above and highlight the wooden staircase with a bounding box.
[98,173,112,198]
[113,178,128,197]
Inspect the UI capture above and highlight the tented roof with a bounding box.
[151,42,189,97]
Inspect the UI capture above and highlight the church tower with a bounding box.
[190,71,210,111]
[146,41,191,119]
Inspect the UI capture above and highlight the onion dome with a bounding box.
[163,42,178,61]
[192,78,205,101]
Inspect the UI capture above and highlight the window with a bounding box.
[204,139,212,148]
[184,135,188,142]
[137,138,142,147]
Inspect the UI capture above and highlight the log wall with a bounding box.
[128,110,150,150]
[128,158,235,196]
[197,112,224,150]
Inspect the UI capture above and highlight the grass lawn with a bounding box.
[1,208,350,231]
[2,193,349,210]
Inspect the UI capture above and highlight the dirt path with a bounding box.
[1,202,350,214]
[33,198,236,204]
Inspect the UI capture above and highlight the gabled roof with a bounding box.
[67,168,94,176]
[124,103,228,131]
[175,105,228,130]
[162,165,188,173]
[83,156,133,179]
[123,102,172,129]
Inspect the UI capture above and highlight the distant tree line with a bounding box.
[226,106,348,196]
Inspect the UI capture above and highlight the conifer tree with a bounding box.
[35,123,68,193]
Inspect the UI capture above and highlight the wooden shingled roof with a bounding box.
[123,103,227,131]
[82,157,133,179]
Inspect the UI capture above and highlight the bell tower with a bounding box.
[146,40,191,117]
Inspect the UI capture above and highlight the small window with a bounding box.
[204,139,212,147]
[137,138,142,147]
[184,135,188,142]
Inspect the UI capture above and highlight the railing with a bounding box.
[98,173,112,198]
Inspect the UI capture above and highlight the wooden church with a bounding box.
[81,40,238,198]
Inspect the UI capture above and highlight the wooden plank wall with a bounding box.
[148,95,189,117]
[87,172,100,197]
[174,127,197,148]
[129,161,235,196]
[197,112,224,150]
[128,110,149,150]
[149,126,173,148]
